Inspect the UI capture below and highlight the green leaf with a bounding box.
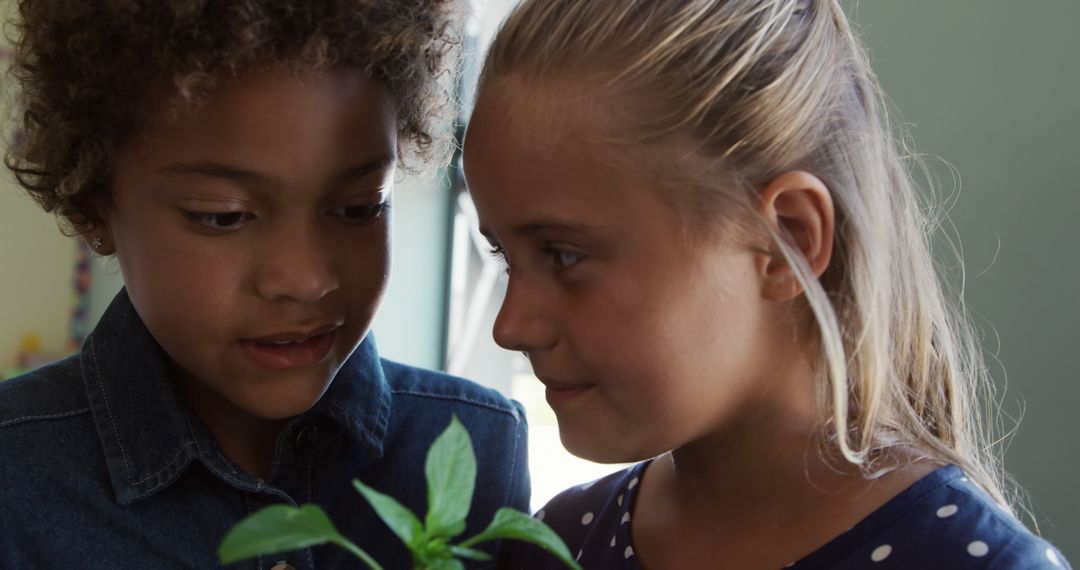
[218,504,341,563]
[449,545,492,561]
[422,559,465,570]
[352,479,425,548]
[459,508,582,570]
[219,503,382,569]
[424,416,476,538]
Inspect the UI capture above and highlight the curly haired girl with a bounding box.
[0,1,529,567]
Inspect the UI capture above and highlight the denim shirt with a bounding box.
[0,290,530,569]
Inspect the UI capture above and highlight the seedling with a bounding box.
[219,416,580,570]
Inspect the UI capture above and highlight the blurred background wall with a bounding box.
[850,1,1079,557]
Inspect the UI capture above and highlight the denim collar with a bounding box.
[81,289,391,505]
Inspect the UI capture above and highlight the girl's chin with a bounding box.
[248,396,323,422]
[232,382,330,423]
[559,426,661,465]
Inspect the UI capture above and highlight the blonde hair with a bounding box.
[479,0,1009,505]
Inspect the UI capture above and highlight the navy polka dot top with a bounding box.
[503,462,1072,569]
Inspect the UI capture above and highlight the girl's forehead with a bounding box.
[473,75,621,145]
[112,67,399,204]
[129,69,395,144]
[472,72,693,174]
[469,80,698,191]
[466,76,752,248]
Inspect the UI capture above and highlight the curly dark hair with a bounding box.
[5,0,461,230]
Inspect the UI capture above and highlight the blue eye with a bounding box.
[182,210,252,231]
[330,203,390,225]
[552,249,585,269]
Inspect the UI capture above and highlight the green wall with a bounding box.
[849,1,1079,558]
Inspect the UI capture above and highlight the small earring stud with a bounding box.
[91,236,103,250]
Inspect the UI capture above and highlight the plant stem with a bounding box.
[457,535,482,549]
[332,536,384,570]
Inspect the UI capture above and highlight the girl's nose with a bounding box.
[492,277,556,353]
[254,226,340,303]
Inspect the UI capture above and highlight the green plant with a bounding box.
[218,416,581,570]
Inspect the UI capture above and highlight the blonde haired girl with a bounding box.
[463,0,1071,567]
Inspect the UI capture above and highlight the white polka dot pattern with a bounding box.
[871,544,892,562]
[513,463,1071,569]
[936,504,958,518]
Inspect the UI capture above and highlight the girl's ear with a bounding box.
[754,171,834,302]
[73,196,116,255]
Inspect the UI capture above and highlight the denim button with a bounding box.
[270,561,294,570]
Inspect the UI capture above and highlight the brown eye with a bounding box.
[329,203,390,225]
[182,210,253,231]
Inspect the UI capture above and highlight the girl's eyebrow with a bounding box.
[158,153,396,190]
[479,219,602,242]
[514,219,602,236]
[160,161,271,187]
[326,153,397,187]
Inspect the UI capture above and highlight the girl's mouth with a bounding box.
[240,329,337,371]
[543,382,594,408]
